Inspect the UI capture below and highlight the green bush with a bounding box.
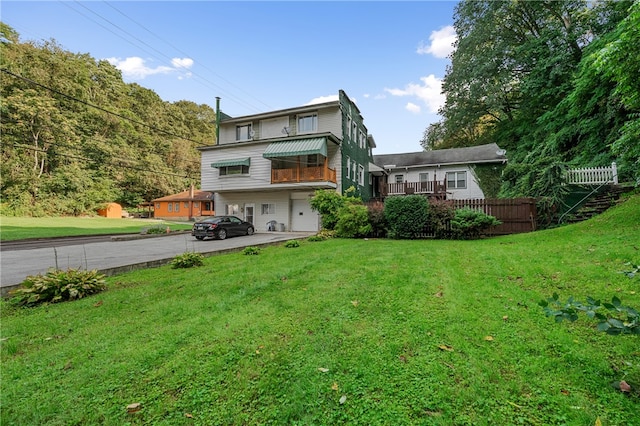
[11,268,107,306]
[284,240,300,248]
[170,252,204,269]
[335,204,372,238]
[449,208,501,239]
[145,225,168,235]
[426,199,455,238]
[309,190,346,230]
[384,195,429,239]
[307,235,325,242]
[243,246,261,255]
[367,202,387,237]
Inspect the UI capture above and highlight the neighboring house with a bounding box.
[152,187,215,220]
[199,90,376,232]
[373,143,508,200]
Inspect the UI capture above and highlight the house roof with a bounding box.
[152,189,214,202]
[373,143,507,169]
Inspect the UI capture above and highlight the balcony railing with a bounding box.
[382,181,447,196]
[271,166,337,184]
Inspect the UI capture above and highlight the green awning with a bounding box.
[211,158,250,168]
[263,138,327,159]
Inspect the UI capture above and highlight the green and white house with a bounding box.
[198,90,377,232]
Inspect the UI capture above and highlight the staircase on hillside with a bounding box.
[565,185,633,223]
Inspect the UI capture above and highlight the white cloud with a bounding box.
[106,56,193,80]
[417,25,456,59]
[171,57,194,69]
[405,102,421,114]
[305,94,339,105]
[385,74,445,113]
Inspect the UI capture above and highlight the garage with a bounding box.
[290,198,319,232]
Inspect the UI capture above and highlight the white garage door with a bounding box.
[291,199,319,232]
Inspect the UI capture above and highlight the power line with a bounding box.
[13,143,199,179]
[1,68,212,148]
[63,0,271,114]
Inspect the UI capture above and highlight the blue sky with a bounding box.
[2,1,458,154]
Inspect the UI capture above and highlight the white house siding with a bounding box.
[201,143,272,192]
[388,165,485,200]
[316,109,342,137]
[215,190,319,232]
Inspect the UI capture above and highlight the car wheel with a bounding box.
[217,229,227,240]
[246,226,254,236]
[195,236,205,240]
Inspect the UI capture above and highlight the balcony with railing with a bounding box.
[271,165,337,184]
[382,180,447,196]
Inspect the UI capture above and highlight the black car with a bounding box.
[191,216,255,240]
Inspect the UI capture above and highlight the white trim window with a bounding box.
[219,165,249,176]
[226,204,239,215]
[346,157,351,179]
[419,172,429,182]
[297,113,317,133]
[395,174,404,184]
[446,171,467,189]
[261,203,276,215]
[352,163,357,182]
[236,123,253,141]
[357,165,364,186]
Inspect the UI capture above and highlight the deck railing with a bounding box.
[382,181,446,196]
[271,166,337,184]
[566,162,618,185]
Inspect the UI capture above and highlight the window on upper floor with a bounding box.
[236,123,253,141]
[219,165,250,176]
[357,165,364,186]
[346,157,351,179]
[297,113,317,133]
[446,171,467,189]
[306,154,322,167]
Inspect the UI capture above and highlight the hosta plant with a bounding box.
[243,246,261,255]
[284,240,300,248]
[11,268,107,306]
[170,252,204,269]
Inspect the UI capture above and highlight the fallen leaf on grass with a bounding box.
[595,417,602,426]
[339,395,347,404]
[619,380,631,393]
[351,300,359,307]
[434,291,443,298]
[94,300,103,307]
[484,336,494,341]
[561,389,570,395]
[331,382,339,391]
[438,344,454,352]
[502,315,509,321]
[318,367,329,373]
[126,403,141,414]
[185,413,194,418]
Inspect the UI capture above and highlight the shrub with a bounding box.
[426,199,455,238]
[170,252,204,269]
[243,246,261,255]
[309,190,346,230]
[367,202,387,237]
[335,204,372,238]
[284,240,300,248]
[449,208,501,239]
[384,195,429,239]
[145,225,168,235]
[307,235,325,242]
[11,268,107,306]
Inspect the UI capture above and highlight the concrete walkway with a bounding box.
[0,231,313,296]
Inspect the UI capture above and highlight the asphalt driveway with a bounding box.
[0,231,313,295]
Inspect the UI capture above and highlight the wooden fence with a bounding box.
[368,197,537,237]
[450,198,537,235]
[566,162,618,185]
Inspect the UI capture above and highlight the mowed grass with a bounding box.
[1,196,639,425]
[0,216,193,241]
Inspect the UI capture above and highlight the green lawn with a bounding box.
[1,196,639,425]
[0,216,193,241]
